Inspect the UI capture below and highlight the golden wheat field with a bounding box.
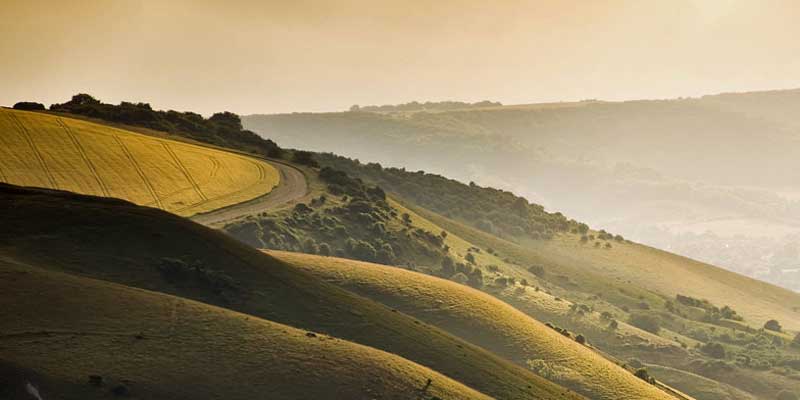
[0,108,279,216]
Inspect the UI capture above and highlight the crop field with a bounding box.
[271,250,680,400]
[0,108,279,216]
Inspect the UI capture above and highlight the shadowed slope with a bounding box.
[0,259,491,400]
[0,183,583,400]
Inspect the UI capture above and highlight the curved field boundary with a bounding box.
[190,158,308,226]
[162,142,207,201]
[57,118,110,197]
[112,136,163,209]
[7,113,57,189]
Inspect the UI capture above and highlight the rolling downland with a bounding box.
[0,184,584,400]
[0,259,492,400]
[270,250,681,400]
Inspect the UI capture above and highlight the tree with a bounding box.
[634,368,655,384]
[468,269,484,288]
[12,101,45,111]
[575,334,587,345]
[629,313,661,334]
[292,150,319,167]
[764,319,782,332]
[465,252,476,264]
[209,111,243,132]
[700,342,726,359]
[318,243,332,257]
[441,256,455,276]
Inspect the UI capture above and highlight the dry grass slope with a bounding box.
[0,259,491,400]
[0,108,279,216]
[271,250,680,400]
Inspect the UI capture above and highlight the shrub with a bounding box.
[792,333,800,348]
[441,256,455,275]
[292,150,319,167]
[575,334,587,345]
[465,252,476,264]
[468,269,484,288]
[13,101,45,111]
[629,313,661,334]
[634,368,656,384]
[765,319,783,332]
[318,243,332,256]
[700,342,727,359]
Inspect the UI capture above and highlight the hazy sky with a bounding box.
[2,0,800,115]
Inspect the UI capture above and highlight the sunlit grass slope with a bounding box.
[0,108,278,216]
[0,184,582,400]
[271,250,680,400]
[407,200,800,332]
[0,260,491,400]
[394,198,676,348]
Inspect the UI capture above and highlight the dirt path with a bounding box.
[190,158,308,227]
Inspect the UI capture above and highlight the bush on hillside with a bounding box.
[700,342,727,359]
[765,319,783,332]
[48,93,283,158]
[629,313,661,334]
[634,368,656,384]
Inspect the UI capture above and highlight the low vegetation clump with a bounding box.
[628,313,661,334]
[225,167,455,269]
[764,319,783,332]
[634,368,656,385]
[48,93,284,158]
[315,153,590,240]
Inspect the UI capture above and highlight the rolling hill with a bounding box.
[0,258,492,400]
[0,108,280,216]
[269,250,681,400]
[0,183,584,400]
[7,96,799,399]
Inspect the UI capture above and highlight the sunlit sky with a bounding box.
[2,0,800,115]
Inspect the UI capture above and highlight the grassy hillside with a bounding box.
[405,202,800,399]
[243,91,800,292]
[0,183,583,400]
[0,108,279,216]
[269,250,681,400]
[0,259,491,400]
